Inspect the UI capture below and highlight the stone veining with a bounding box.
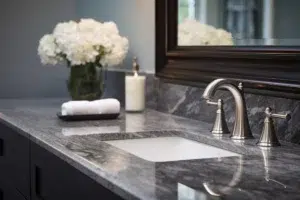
[0,99,299,199]
[146,75,300,144]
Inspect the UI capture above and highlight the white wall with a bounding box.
[76,0,156,74]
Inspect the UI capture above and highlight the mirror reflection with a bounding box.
[178,0,300,46]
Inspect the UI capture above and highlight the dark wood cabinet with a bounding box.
[0,186,27,200]
[0,122,124,200]
[0,122,30,199]
[0,176,27,200]
[30,142,123,200]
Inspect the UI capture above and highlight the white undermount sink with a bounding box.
[104,137,239,162]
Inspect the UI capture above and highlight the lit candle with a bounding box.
[125,57,146,112]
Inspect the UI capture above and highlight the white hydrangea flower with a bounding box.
[38,19,129,67]
[178,19,234,46]
[102,21,119,35]
[216,29,234,45]
[78,18,103,33]
[38,34,61,65]
[100,36,129,67]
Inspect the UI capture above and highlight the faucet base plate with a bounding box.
[231,135,254,140]
[257,141,281,147]
[211,131,230,135]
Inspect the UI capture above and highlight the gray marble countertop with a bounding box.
[0,98,299,200]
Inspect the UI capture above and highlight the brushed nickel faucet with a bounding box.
[207,99,230,136]
[203,79,254,140]
[257,107,291,147]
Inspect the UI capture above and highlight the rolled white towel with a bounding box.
[61,101,91,116]
[91,98,120,114]
[61,99,120,116]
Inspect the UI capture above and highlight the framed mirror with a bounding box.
[156,0,300,99]
[178,0,300,46]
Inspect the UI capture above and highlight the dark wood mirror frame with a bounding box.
[155,0,300,99]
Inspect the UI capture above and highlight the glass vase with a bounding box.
[67,63,104,101]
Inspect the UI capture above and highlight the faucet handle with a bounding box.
[257,107,291,147]
[206,100,219,106]
[238,82,244,91]
[265,107,291,120]
[206,99,230,135]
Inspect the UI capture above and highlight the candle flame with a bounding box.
[134,71,139,77]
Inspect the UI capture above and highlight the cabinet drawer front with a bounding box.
[0,122,30,200]
[0,138,3,156]
[31,142,123,200]
[0,179,27,200]
[0,138,5,179]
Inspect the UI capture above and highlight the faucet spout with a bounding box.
[202,79,229,100]
[203,79,253,140]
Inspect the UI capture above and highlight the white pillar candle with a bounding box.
[125,73,146,112]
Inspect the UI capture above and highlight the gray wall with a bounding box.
[75,0,155,102]
[0,0,77,98]
[0,0,155,99]
[76,0,155,73]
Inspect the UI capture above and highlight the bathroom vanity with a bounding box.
[1,0,300,199]
[0,99,299,200]
[0,102,122,200]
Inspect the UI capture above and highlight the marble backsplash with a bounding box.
[145,75,300,144]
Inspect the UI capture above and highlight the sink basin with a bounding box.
[104,137,239,162]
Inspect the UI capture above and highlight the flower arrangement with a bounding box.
[38,18,129,67]
[38,19,129,100]
[178,19,234,46]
